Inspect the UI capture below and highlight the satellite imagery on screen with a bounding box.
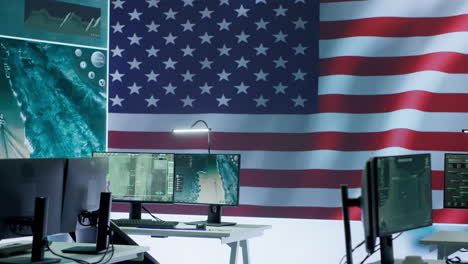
[174,154,240,205]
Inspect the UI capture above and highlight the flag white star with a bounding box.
[182,0,194,6]
[293,69,307,80]
[146,21,160,32]
[216,94,231,107]
[217,69,231,81]
[219,0,229,5]
[293,17,308,30]
[235,82,249,94]
[181,20,195,31]
[164,33,177,45]
[164,9,178,20]
[181,70,195,82]
[146,0,160,7]
[200,83,213,94]
[111,46,124,57]
[218,44,231,56]
[256,0,267,3]
[199,7,214,19]
[236,31,250,43]
[145,70,159,82]
[146,46,160,57]
[254,44,269,56]
[181,95,195,107]
[254,69,268,81]
[127,58,142,70]
[295,0,306,3]
[235,57,250,69]
[145,95,160,107]
[199,32,214,44]
[200,58,213,69]
[292,95,307,107]
[293,44,308,55]
[163,58,178,69]
[273,31,288,43]
[273,5,287,16]
[254,95,269,107]
[235,5,249,17]
[110,70,125,82]
[128,33,142,45]
[255,18,269,30]
[217,19,231,31]
[181,45,195,56]
[128,9,142,21]
[273,57,288,69]
[273,82,288,94]
[112,22,125,33]
[128,83,142,94]
[112,0,125,9]
[163,83,177,94]
[110,94,124,106]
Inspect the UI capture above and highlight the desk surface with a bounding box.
[0,242,149,264]
[420,231,468,246]
[120,223,272,244]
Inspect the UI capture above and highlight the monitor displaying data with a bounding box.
[444,153,468,208]
[93,152,175,203]
[374,154,432,236]
[174,154,240,206]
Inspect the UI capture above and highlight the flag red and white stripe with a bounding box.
[109,0,468,223]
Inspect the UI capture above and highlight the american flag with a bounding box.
[108,0,468,223]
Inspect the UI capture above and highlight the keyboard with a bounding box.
[112,219,179,228]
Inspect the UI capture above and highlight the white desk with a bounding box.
[120,223,271,264]
[420,231,468,260]
[368,260,445,264]
[0,242,149,264]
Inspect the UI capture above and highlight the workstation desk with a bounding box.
[0,242,148,264]
[120,223,271,264]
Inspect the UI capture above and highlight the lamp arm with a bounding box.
[191,120,211,154]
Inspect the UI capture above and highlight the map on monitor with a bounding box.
[174,154,240,206]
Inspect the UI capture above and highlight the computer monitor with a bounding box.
[444,153,468,208]
[361,153,432,264]
[92,152,175,219]
[0,158,66,239]
[61,157,108,233]
[174,154,240,226]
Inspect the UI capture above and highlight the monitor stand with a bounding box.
[379,235,394,264]
[129,202,142,220]
[62,192,111,255]
[0,197,62,264]
[186,205,236,227]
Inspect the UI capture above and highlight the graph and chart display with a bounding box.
[93,152,174,203]
[444,153,468,208]
[174,154,240,206]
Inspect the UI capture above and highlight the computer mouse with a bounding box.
[196,223,206,229]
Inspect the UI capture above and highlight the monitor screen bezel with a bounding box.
[373,153,433,237]
[92,151,176,204]
[443,153,468,209]
[173,153,241,206]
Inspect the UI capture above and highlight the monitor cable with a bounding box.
[339,239,366,264]
[142,205,163,222]
[45,228,114,264]
[359,232,403,264]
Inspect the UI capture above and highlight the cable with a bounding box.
[359,233,403,264]
[141,205,163,221]
[339,239,366,264]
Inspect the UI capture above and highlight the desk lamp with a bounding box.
[172,120,211,154]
